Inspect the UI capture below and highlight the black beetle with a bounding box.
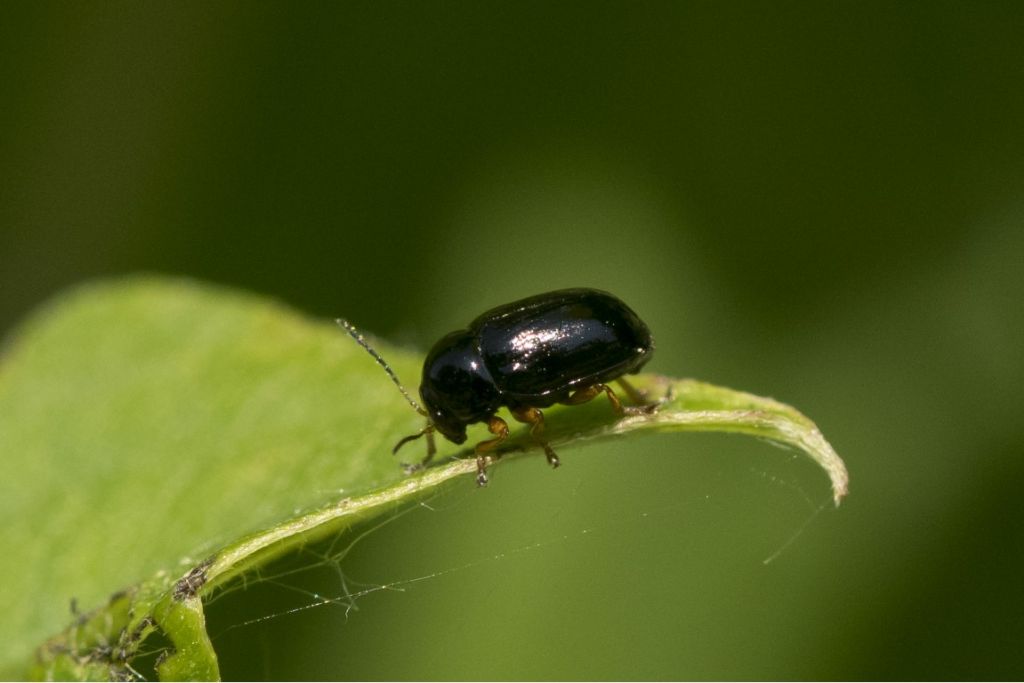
[340,288,655,485]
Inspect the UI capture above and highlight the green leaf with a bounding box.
[0,277,847,680]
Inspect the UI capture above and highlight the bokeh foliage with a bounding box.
[2,2,1022,679]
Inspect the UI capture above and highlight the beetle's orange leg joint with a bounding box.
[563,383,625,413]
[564,382,657,416]
[510,406,560,469]
[473,415,509,486]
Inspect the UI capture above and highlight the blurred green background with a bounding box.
[3,2,1022,679]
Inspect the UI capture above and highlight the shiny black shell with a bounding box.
[419,288,653,444]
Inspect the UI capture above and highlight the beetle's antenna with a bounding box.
[336,319,429,417]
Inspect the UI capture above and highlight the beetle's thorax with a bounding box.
[419,329,502,444]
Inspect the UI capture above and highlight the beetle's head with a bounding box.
[338,318,502,457]
[418,329,501,445]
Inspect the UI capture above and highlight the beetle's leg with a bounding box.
[473,415,509,486]
[510,406,560,469]
[616,377,647,403]
[616,377,660,414]
[424,428,436,463]
[562,384,603,406]
[564,383,657,416]
[393,423,437,474]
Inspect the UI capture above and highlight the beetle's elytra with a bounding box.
[341,288,655,485]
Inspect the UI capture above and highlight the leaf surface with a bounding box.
[0,278,846,680]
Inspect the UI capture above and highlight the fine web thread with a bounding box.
[185,476,825,667]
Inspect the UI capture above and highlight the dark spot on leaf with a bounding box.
[172,556,215,601]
